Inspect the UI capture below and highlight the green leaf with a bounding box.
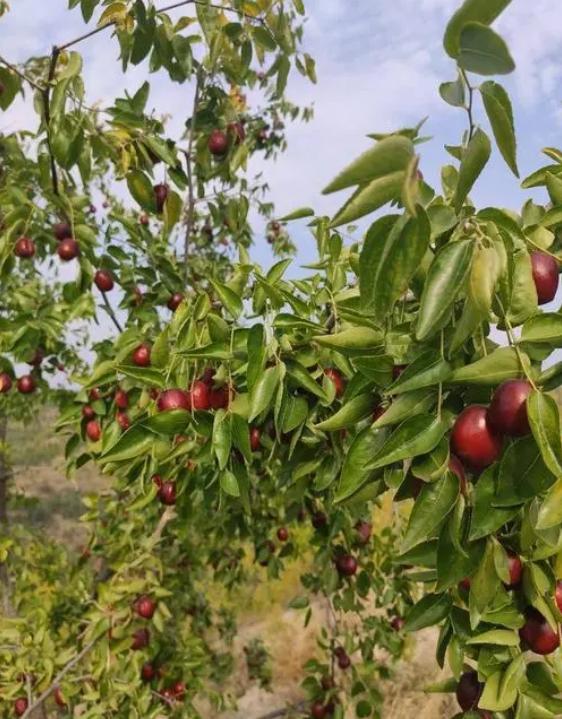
[448,347,524,385]
[537,478,562,530]
[453,129,492,211]
[127,170,157,212]
[521,313,562,346]
[372,390,435,429]
[314,393,374,432]
[404,593,452,632]
[0,68,22,111]
[467,629,519,646]
[353,355,394,386]
[100,426,154,463]
[322,135,414,194]
[469,466,519,542]
[458,23,515,76]
[367,415,449,471]
[117,364,166,388]
[141,410,189,436]
[546,172,562,205]
[480,81,518,176]
[313,328,383,354]
[494,435,554,507]
[360,211,431,321]
[213,410,232,470]
[285,360,327,401]
[506,245,538,326]
[527,391,562,477]
[330,171,406,228]
[163,190,182,233]
[443,0,513,58]
[252,25,277,50]
[480,657,524,712]
[387,350,452,395]
[209,280,243,319]
[230,413,252,462]
[247,324,265,393]
[335,427,389,503]
[470,245,500,315]
[402,472,459,552]
[220,469,240,497]
[249,364,283,422]
[439,76,466,107]
[416,240,475,341]
[278,395,308,434]
[470,539,500,612]
[412,439,450,481]
[277,207,314,221]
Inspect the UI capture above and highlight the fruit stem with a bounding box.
[525,237,562,263]
[496,295,538,391]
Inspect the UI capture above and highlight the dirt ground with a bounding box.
[206,606,457,719]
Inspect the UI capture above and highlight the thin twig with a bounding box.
[101,292,124,333]
[460,68,475,142]
[0,55,45,91]
[20,638,99,719]
[149,506,176,545]
[183,69,204,283]
[58,0,264,52]
[43,46,61,196]
[257,702,307,719]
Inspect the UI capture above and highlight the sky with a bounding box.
[2,0,562,342]
[2,0,562,262]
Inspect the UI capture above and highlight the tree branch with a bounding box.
[0,55,45,92]
[58,0,264,53]
[20,637,99,719]
[101,291,124,333]
[460,68,475,143]
[183,69,204,283]
[43,46,61,196]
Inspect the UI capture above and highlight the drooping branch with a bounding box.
[183,69,204,284]
[43,46,61,196]
[57,0,264,53]
[20,637,99,719]
[0,55,45,92]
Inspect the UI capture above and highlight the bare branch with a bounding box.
[0,55,45,92]
[101,291,124,333]
[183,68,204,283]
[20,637,99,719]
[43,46,61,196]
[57,0,264,53]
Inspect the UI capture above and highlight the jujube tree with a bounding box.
[4,0,562,718]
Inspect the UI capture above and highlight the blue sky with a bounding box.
[2,0,562,292]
